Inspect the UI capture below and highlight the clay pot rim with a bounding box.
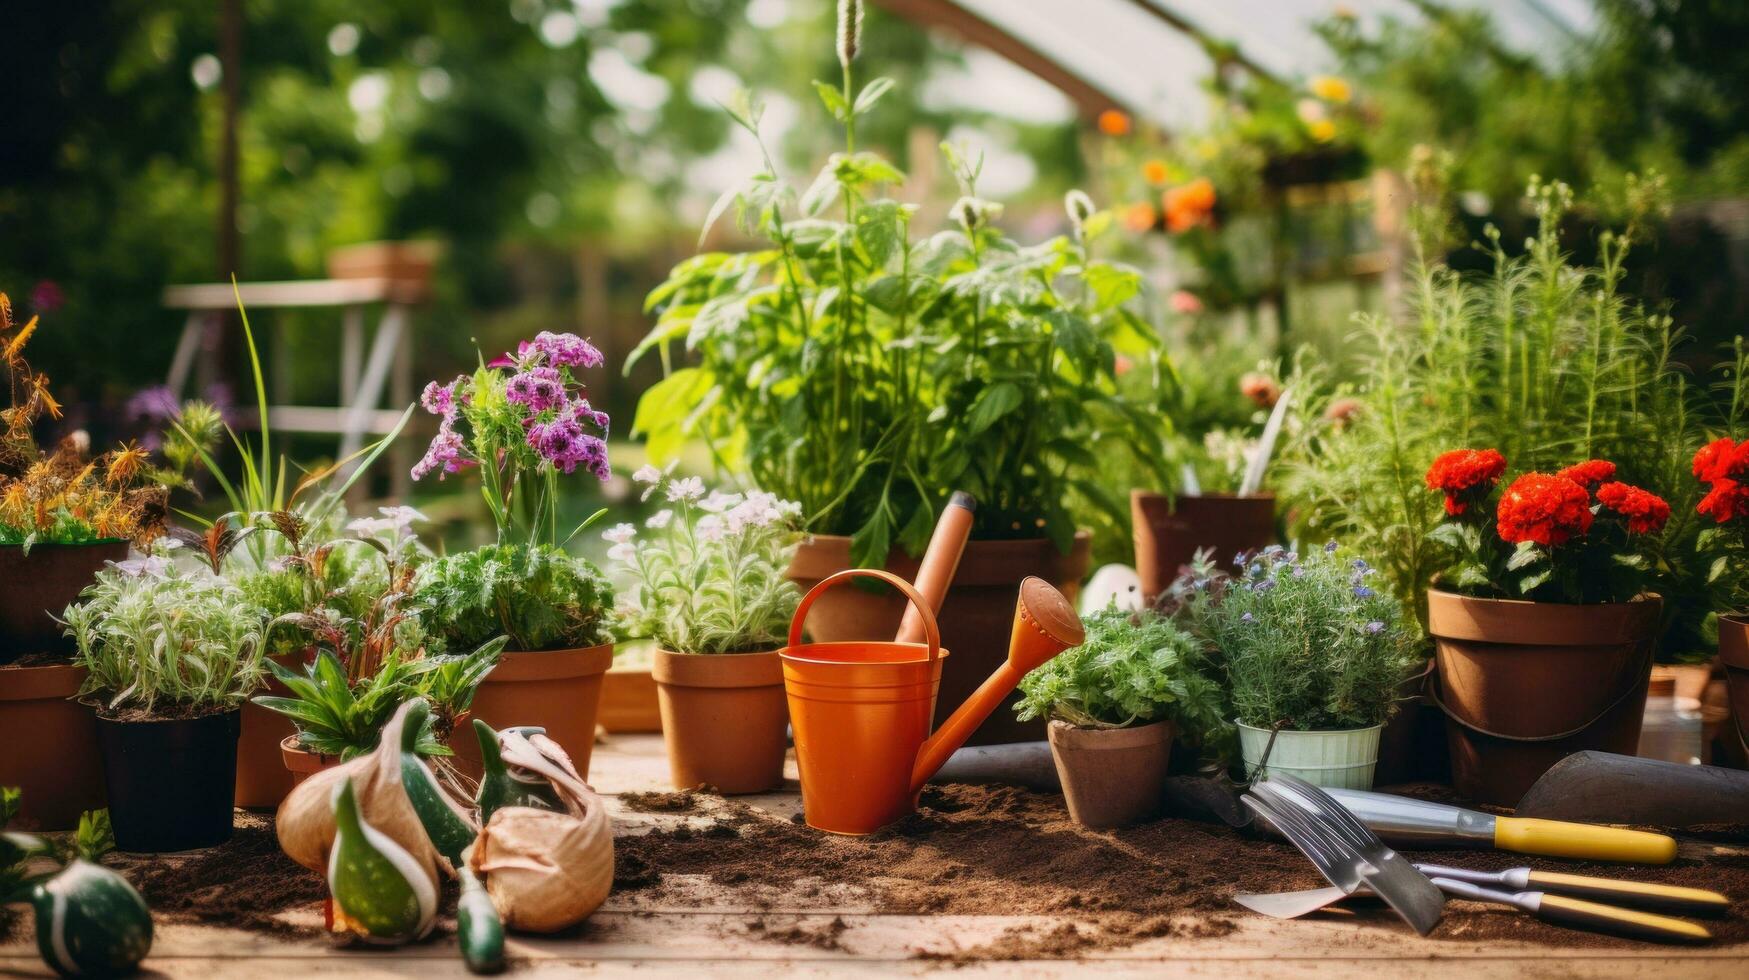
[1233,719,1384,737]
[1427,588,1662,645]
[0,539,129,552]
[485,642,616,682]
[1718,613,1749,669]
[788,530,1092,584]
[0,661,86,700]
[87,702,243,725]
[652,647,783,688]
[1047,716,1176,750]
[1130,490,1276,502]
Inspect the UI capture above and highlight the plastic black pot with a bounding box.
[95,708,241,852]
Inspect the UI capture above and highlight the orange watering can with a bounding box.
[781,568,1085,835]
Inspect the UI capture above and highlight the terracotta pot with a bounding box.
[96,708,240,852]
[1130,492,1275,602]
[1046,719,1173,830]
[447,644,614,781]
[0,541,127,663]
[1427,589,1659,806]
[786,532,1091,745]
[0,663,104,830]
[652,649,788,794]
[600,668,662,733]
[278,735,342,786]
[234,652,303,809]
[1718,615,1749,757]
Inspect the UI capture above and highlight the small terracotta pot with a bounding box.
[0,663,104,830]
[652,649,788,794]
[448,644,614,781]
[279,735,342,786]
[1046,719,1173,830]
[600,667,662,733]
[1130,491,1275,602]
[1718,615,1749,756]
[1427,589,1659,806]
[0,541,127,662]
[234,652,304,809]
[787,532,1090,746]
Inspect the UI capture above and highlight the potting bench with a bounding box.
[3,733,1745,978]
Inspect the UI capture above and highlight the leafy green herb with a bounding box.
[413,543,614,653]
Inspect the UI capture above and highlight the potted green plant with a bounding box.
[606,471,802,793]
[0,295,217,830]
[408,330,617,776]
[1422,449,1670,804]
[1176,542,1418,789]
[630,2,1165,742]
[1013,606,1224,828]
[62,562,268,851]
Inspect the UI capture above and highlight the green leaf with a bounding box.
[1506,542,1543,571]
[631,368,712,464]
[799,157,843,218]
[811,80,849,121]
[966,381,1023,435]
[850,507,892,571]
[1081,261,1141,312]
[895,502,935,557]
[1710,556,1731,584]
[856,201,906,268]
[853,76,895,115]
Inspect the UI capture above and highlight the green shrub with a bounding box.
[1176,544,1418,731]
[1014,606,1225,740]
[413,543,614,653]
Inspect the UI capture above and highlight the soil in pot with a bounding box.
[1428,589,1659,806]
[94,706,241,852]
[1130,492,1275,603]
[653,649,788,794]
[278,735,342,786]
[0,662,105,830]
[1236,721,1382,789]
[447,644,614,780]
[1046,718,1173,829]
[787,533,1091,746]
[0,541,127,662]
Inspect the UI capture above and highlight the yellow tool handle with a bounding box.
[1494,817,1677,864]
[1537,894,1711,944]
[1529,870,1731,916]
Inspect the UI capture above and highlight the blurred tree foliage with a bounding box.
[1,0,1078,423]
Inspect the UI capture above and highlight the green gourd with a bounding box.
[327,778,437,944]
[396,703,504,974]
[29,860,153,977]
[474,720,561,823]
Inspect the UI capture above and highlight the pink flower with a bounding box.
[1169,290,1203,315]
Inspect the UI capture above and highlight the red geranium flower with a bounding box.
[1496,473,1593,546]
[1698,478,1749,524]
[1425,448,1507,515]
[1597,481,1670,534]
[1556,459,1616,490]
[1693,437,1749,484]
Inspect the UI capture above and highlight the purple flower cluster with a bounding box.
[412,417,473,480]
[506,366,565,412]
[516,331,604,370]
[526,402,611,479]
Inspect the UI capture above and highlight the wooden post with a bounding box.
[202,0,244,392]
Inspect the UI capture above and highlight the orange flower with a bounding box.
[106,442,149,486]
[1122,201,1157,233]
[1097,108,1131,137]
[1141,159,1170,185]
[1162,177,1217,233]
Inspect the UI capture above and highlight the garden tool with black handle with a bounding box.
[1428,876,1712,943]
[1322,787,1677,864]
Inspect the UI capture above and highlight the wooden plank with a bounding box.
[162,279,417,310]
[264,406,408,435]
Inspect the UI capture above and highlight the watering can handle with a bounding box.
[789,568,942,665]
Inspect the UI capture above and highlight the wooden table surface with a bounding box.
[4,733,1746,978]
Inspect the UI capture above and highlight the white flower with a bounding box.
[346,516,393,536]
[378,505,427,528]
[699,489,742,514]
[111,555,171,578]
[607,542,637,563]
[632,464,662,484]
[602,522,637,545]
[696,513,725,542]
[666,476,706,503]
[645,509,673,530]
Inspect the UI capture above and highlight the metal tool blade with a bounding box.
[1323,788,1496,847]
[1234,886,1349,919]
[1261,776,1446,936]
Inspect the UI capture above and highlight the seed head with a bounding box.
[837,0,863,68]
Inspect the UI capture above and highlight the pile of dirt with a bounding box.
[121,811,327,936]
[615,783,1749,958]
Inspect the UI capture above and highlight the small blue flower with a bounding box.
[1252,579,1276,593]
[1241,612,1256,623]
[1247,562,1262,578]
[1325,540,1339,554]
[1234,551,1247,568]
[1282,552,1298,564]
[1354,586,1376,600]
[1292,565,1308,578]
[1350,558,1370,571]
[1263,544,1284,556]
[1364,621,1385,635]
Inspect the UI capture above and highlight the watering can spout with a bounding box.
[910,577,1085,793]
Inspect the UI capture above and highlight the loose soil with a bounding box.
[616,783,1749,959]
[116,811,328,937]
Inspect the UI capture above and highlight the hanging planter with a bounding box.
[652,649,788,794]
